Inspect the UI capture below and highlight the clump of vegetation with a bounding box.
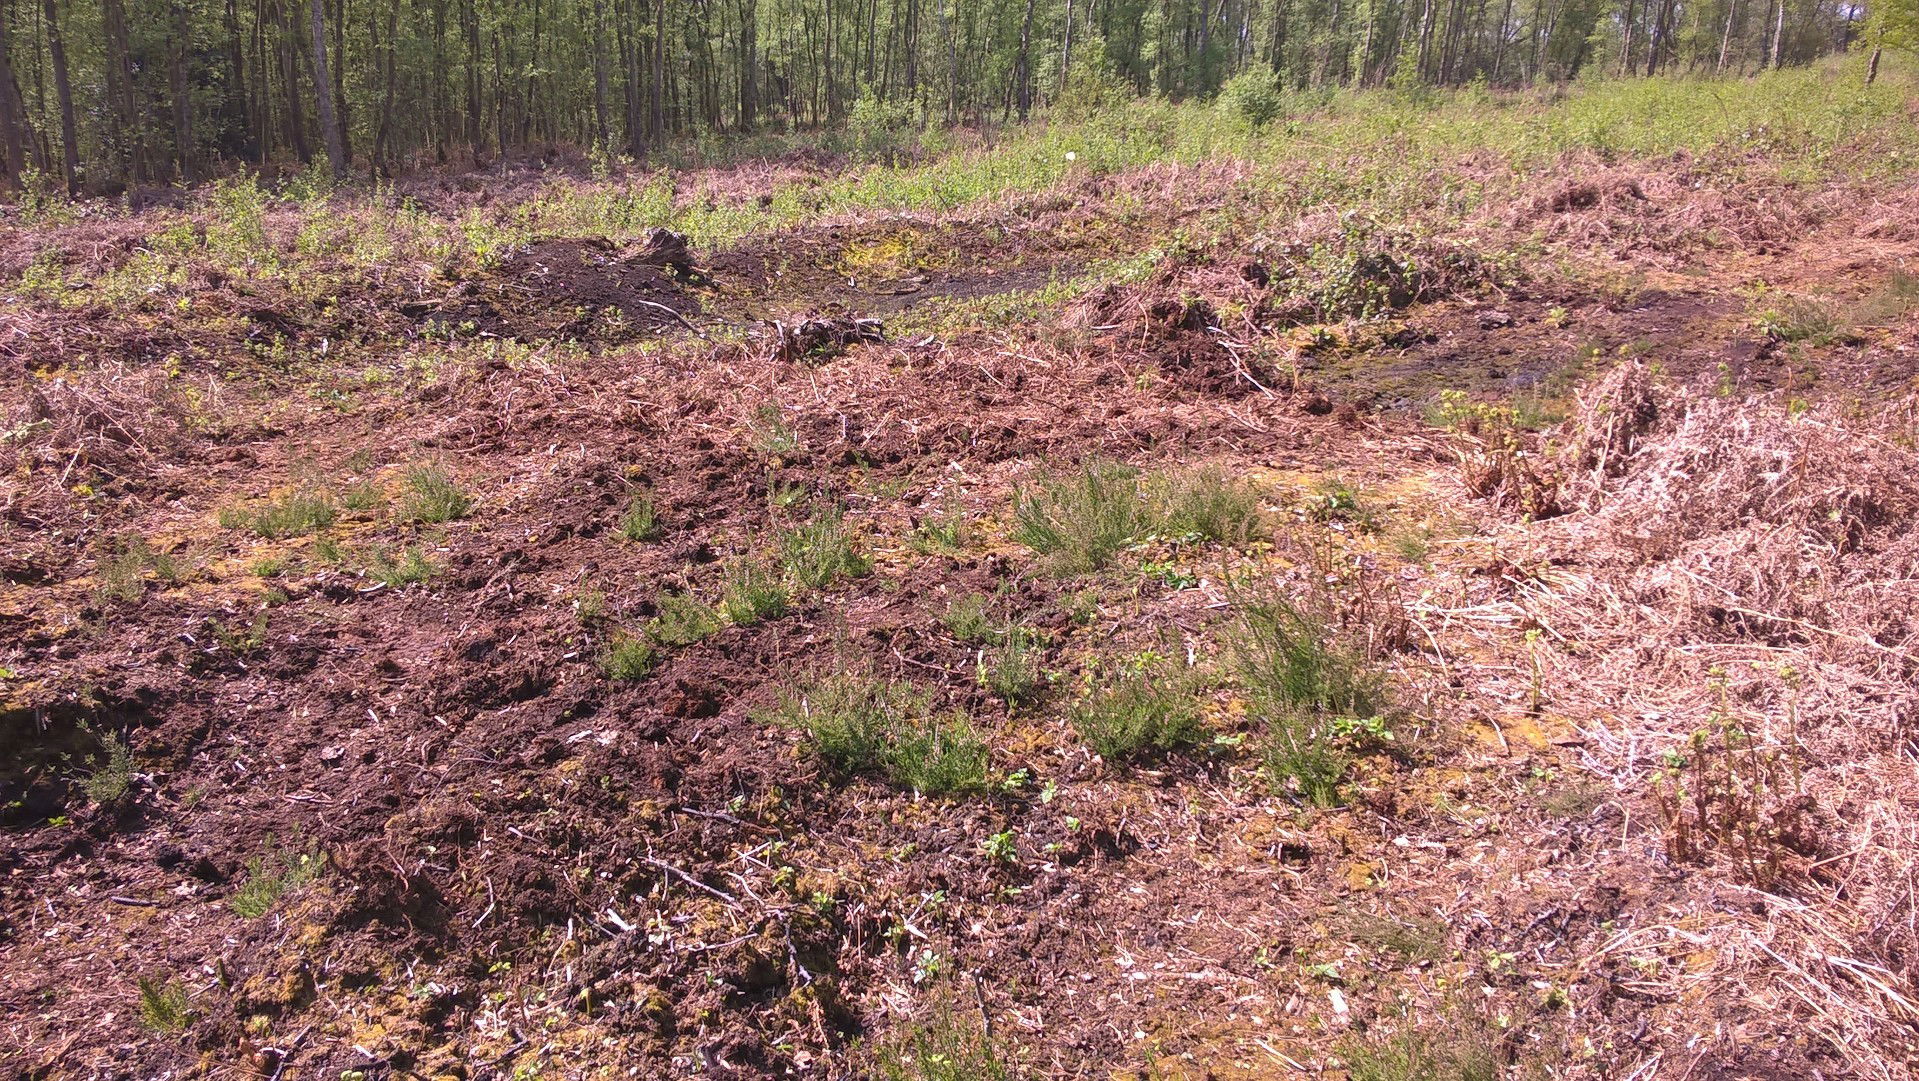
[1340,1005,1510,1081]
[220,489,338,539]
[618,490,661,541]
[94,536,183,602]
[778,506,872,588]
[363,545,435,586]
[601,633,658,680]
[1234,585,1388,806]
[1070,649,1205,761]
[646,591,722,646]
[1753,294,1848,346]
[910,505,974,554]
[977,625,1046,706]
[877,1004,1010,1081]
[1304,476,1377,530]
[941,591,997,643]
[1155,467,1267,544]
[74,723,134,803]
[720,558,790,625]
[209,611,269,652]
[136,976,193,1033]
[1651,711,1807,889]
[340,479,384,511]
[1012,458,1149,573]
[228,843,326,919]
[400,463,472,523]
[1218,69,1285,130]
[759,674,988,794]
[749,403,801,457]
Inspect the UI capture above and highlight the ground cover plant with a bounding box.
[6,57,1919,1081]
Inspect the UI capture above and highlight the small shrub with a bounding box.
[646,591,722,647]
[1012,458,1148,573]
[400,463,472,523]
[778,507,872,589]
[364,545,434,587]
[76,723,134,803]
[721,558,790,625]
[136,976,193,1033]
[228,843,325,919]
[1304,476,1377,531]
[95,536,179,602]
[977,625,1045,706]
[1155,467,1266,544]
[209,611,269,652]
[941,592,996,643]
[601,633,657,680]
[1070,651,1204,761]
[617,491,661,541]
[910,507,973,554]
[340,480,384,512]
[1754,294,1847,345]
[749,403,801,457]
[887,714,990,794]
[1651,712,1808,888]
[1218,69,1285,130]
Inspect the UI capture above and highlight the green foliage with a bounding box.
[1753,294,1848,345]
[363,545,435,586]
[1234,584,1387,806]
[1155,467,1267,543]
[220,490,338,539]
[759,675,989,794]
[1219,69,1286,130]
[876,1005,1010,1081]
[1070,650,1205,761]
[646,592,722,647]
[601,633,658,680]
[1012,458,1148,573]
[941,592,997,643]
[721,558,791,625]
[778,507,872,589]
[849,92,921,163]
[229,843,326,919]
[400,464,472,523]
[137,976,194,1034]
[1341,1018,1502,1081]
[977,625,1045,706]
[75,723,134,803]
[95,536,182,602]
[209,611,270,652]
[617,491,661,541]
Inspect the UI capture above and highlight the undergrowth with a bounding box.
[759,674,989,794]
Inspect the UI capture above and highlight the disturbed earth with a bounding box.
[4,136,1919,1081]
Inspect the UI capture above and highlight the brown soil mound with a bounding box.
[433,234,704,343]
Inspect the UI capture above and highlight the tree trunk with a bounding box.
[373,0,400,169]
[0,8,25,189]
[1866,41,1881,84]
[309,0,347,175]
[43,0,78,191]
[171,3,193,180]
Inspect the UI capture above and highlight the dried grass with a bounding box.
[1502,368,1919,1077]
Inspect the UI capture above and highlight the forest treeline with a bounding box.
[0,0,1876,192]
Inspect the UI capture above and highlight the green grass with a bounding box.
[877,1004,1010,1081]
[1234,584,1388,806]
[363,545,435,586]
[76,723,134,803]
[1154,467,1268,544]
[1070,651,1205,761]
[1341,1016,1503,1081]
[1012,458,1148,574]
[941,592,997,643]
[400,464,472,523]
[758,674,989,794]
[229,843,326,919]
[219,490,337,539]
[977,625,1045,707]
